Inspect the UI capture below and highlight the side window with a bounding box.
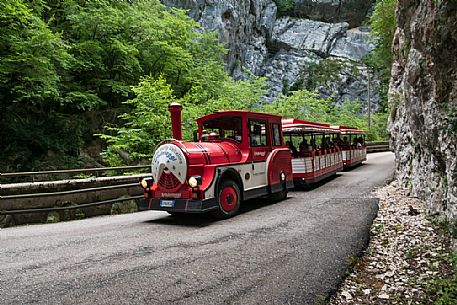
[272,124,282,146]
[249,119,267,147]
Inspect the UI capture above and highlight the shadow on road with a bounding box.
[293,173,341,191]
[342,162,367,172]
[238,197,279,214]
[141,174,344,226]
[141,173,349,226]
[143,213,217,227]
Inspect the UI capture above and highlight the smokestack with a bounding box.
[168,102,182,140]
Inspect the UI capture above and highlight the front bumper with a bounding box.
[139,198,218,213]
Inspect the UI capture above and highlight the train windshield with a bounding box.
[200,116,243,142]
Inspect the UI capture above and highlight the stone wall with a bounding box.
[388,0,457,226]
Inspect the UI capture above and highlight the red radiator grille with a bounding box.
[158,172,181,192]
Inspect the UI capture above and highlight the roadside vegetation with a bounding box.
[364,0,396,115]
[1,0,389,171]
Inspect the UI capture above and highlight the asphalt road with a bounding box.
[0,152,394,305]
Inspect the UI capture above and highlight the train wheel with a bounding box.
[211,179,240,219]
[270,173,288,201]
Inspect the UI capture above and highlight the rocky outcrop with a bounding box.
[270,18,348,56]
[266,17,376,103]
[389,0,457,225]
[291,0,374,27]
[163,0,276,77]
[163,0,377,108]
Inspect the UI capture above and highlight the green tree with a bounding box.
[260,89,332,122]
[0,0,233,170]
[99,76,175,165]
[331,99,367,129]
[100,75,266,165]
[0,0,77,170]
[273,0,295,16]
[365,0,397,112]
[0,0,70,104]
[368,0,396,74]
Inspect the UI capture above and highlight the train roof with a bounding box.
[282,118,338,133]
[330,125,366,134]
[196,110,283,124]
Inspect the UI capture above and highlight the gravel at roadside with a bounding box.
[329,181,454,305]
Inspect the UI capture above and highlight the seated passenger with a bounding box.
[310,139,317,150]
[325,137,334,149]
[286,141,299,158]
[334,135,343,147]
[321,138,329,152]
[356,137,363,148]
[352,137,358,148]
[357,137,364,147]
[342,136,350,149]
[299,140,313,154]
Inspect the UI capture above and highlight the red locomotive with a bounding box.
[139,103,294,218]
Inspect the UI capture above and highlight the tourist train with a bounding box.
[139,103,366,218]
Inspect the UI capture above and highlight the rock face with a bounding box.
[389,0,457,225]
[292,0,373,27]
[162,0,377,109]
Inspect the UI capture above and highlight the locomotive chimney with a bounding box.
[168,102,182,140]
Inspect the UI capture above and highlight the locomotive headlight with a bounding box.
[140,179,148,189]
[188,175,202,188]
[139,177,153,189]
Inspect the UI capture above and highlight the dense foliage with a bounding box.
[0,0,230,170]
[260,90,387,141]
[365,0,397,111]
[1,0,390,170]
[273,0,295,16]
[99,74,267,165]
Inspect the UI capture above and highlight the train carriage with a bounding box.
[282,118,344,186]
[139,103,294,219]
[331,126,367,169]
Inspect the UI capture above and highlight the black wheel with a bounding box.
[270,187,287,201]
[211,179,241,219]
[270,172,288,201]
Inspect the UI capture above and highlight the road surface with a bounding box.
[0,152,394,305]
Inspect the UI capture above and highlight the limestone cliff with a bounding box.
[389,0,457,225]
[162,0,378,109]
[287,0,373,27]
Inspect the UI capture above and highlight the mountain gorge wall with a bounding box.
[163,0,379,108]
[389,0,457,226]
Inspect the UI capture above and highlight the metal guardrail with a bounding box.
[0,143,390,223]
[0,195,145,215]
[0,167,150,223]
[366,141,390,153]
[1,182,139,200]
[0,165,150,182]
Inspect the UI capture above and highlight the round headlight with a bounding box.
[140,178,148,189]
[188,176,198,188]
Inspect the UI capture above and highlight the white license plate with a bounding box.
[160,200,174,208]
